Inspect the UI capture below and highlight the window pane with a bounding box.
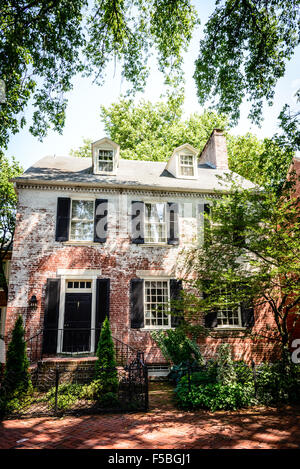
[179,154,194,176]
[144,203,167,243]
[144,280,170,328]
[98,150,113,172]
[217,286,240,326]
[145,223,166,243]
[71,221,94,241]
[99,150,113,161]
[98,161,113,172]
[181,166,194,176]
[145,203,165,223]
[72,200,94,220]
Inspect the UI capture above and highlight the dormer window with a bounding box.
[98,149,114,172]
[92,137,120,175]
[165,143,198,180]
[179,154,194,177]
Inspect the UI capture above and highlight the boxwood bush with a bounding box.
[255,362,300,405]
[175,379,256,411]
[173,343,300,411]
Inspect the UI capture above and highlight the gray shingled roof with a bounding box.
[14,155,256,193]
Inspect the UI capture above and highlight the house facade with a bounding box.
[0,248,11,363]
[4,129,279,368]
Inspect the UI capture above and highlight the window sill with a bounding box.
[63,241,99,246]
[139,327,174,331]
[211,327,247,333]
[139,243,176,248]
[215,326,246,330]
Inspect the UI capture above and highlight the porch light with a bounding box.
[29,295,38,310]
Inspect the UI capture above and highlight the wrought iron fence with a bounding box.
[0,357,148,419]
[25,328,141,366]
[169,359,258,392]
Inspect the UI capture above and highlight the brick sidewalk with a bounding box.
[1,383,300,449]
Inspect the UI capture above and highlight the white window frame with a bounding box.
[57,272,99,354]
[98,149,114,173]
[179,153,195,177]
[216,286,242,329]
[143,279,171,329]
[65,280,93,293]
[144,202,168,244]
[69,198,95,242]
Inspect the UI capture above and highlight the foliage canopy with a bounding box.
[0,156,23,300]
[181,170,300,361]
[194,0,300,125]
[0,0,198,153]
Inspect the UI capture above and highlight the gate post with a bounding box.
[54,366,60,415]
[144,365,149,411]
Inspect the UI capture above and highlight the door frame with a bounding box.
[56,269,101,354]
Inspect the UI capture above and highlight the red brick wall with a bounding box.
[5,187,281,365]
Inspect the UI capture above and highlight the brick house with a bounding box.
[286,155,300,347]
[4,129,279,371]
[0,247,12,363]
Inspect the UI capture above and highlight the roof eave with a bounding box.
[11,177,238,195]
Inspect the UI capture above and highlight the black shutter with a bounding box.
[131,201,144,244]
[95,278,110,350]
[241,301,255,328]
[202,282,218,328]
[130,279,144,328]
[167,202,179,245]
[42,278,60,354]
[204,203,211,244]
[94,199,108,243]
[204,311,218,328]
[55,197,71,242]
[170,279,183,327]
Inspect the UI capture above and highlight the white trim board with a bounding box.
[56,269,101,277]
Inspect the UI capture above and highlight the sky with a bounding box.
[4,0,300,171]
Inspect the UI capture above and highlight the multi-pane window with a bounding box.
[70,200,94,241]
[144,280,170,328]
[179,154,194,177]
[98,149,114,172]
[144,203,167,243]
[66,280,92,291]
[217,286,241,327]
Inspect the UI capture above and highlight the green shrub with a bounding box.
[216,344,237,385]
[151,328,204,366]
[94,318,118,396]
[98,392,120,408]
[168,360,199,383]
[255,362,300,405]
[175,378,255,411]
[234,360,254,384]
[174,359,300,412]
[45,382,84,411]
[0,316,32,417]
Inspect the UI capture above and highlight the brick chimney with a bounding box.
[198,128,228,170]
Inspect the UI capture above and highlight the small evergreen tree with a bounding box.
[94,317,118,395]
[0,316,32,417]
[3,316,32,396]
